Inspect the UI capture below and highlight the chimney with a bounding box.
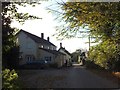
[41,33,44,39]
[60,43,62,48]
[47,37,49,42]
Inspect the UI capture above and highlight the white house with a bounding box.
[16,29,65,67]
[39,48,65,67]
[58,43,72,66]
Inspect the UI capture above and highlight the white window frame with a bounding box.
[26,55,34,61]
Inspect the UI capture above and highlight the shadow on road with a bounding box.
[18,65,119,88]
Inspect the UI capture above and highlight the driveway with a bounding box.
[18,65,119,88]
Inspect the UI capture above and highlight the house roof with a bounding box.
[58,47,71,56]
[17,29,56,47]
[39,48,66,55]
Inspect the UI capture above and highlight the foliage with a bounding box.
[2,2,41,24]
[71,49,82,62]
[2,2,20,69]
[85,59,104,70]
[50,2,120,40]
[2,2,41,88]
[88,40,120,71]
[71,52,79,62]
[2,69,19,89]
[49,2,120,71]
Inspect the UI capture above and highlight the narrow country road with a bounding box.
[19,65,119,88]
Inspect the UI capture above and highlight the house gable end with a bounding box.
[17,29,56,47]
[18,31,37,44]
[58,48,71,57]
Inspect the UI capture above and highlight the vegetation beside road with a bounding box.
[85,60,120,85]
[86,68,120,85]
[50,2,120,72]
[2,2,40,89]
[2,69,21,89]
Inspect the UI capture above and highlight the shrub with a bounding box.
[2,69,19,89]
[88,41,119,71]
[85,60,104,70]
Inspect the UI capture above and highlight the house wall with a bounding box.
[59,49,71,64]
[38,43,56,50]
[37,49,55,63]
[17,32,37,65]
[37,49,66,67]
[36,44,56,60]
[17,31,60,66]
[50,45,56,50]
[55,54,65,67]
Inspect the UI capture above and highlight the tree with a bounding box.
[49,2,120,71]
[50,2,120,40]
[2,69,18,89]
[71,49,82,62]
[2,2,19,69]
[2,2,41,89]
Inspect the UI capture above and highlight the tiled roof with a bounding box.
[58,47,71,56]
[17,29,56,47]
[39,48,66,55]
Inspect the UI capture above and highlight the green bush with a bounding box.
[88,40,120,71]
[85,60,104,70]
[2,69,19,89]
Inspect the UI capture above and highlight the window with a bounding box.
[26,55,34,62]
[45,57,51,62]
[27,56,31,61]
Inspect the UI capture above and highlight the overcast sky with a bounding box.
[11,1,93,53]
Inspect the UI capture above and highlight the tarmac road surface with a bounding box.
[19,65,119,88]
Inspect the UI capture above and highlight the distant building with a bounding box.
[58,43,72,66]
[16,29,65,67]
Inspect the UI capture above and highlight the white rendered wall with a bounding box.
[17,32,37,65]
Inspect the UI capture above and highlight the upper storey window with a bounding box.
[39,45,44,48]
[51,46,56,50]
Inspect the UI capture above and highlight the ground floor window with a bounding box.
[25,55,35,62]
[45,57,51,62]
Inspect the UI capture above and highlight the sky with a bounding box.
[11,1,95,53]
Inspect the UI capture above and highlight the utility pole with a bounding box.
[88,35,90,51]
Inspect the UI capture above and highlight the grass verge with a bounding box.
[86,68,120,85]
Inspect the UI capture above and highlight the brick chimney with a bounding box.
[41,33,44,39]
[47,37,49,42]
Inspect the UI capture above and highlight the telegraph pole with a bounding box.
[88,35,90,51]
